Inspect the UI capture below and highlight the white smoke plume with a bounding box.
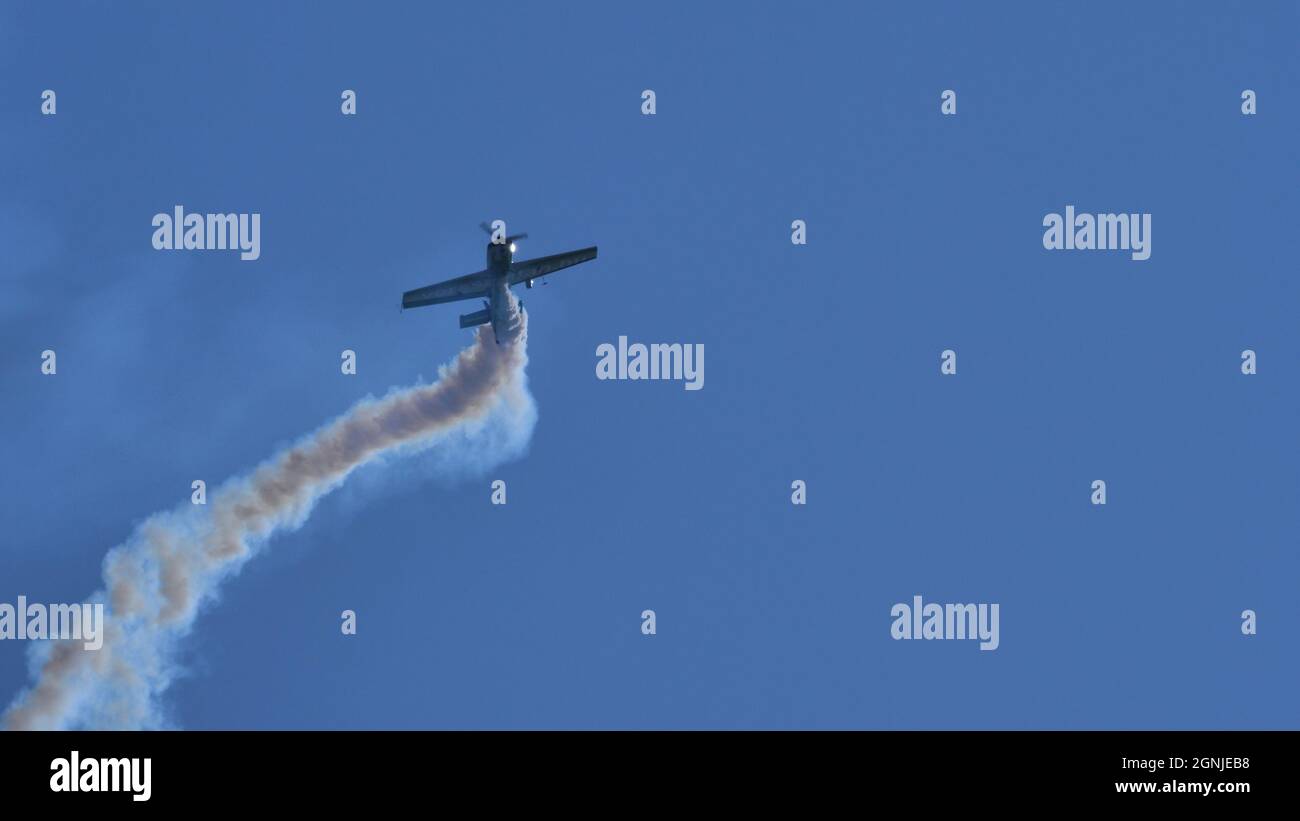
[4,308,534,729]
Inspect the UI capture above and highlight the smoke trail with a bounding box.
[4,307,534,730]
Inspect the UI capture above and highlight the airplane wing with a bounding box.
[507,246,598,286]
[402,269,492,309]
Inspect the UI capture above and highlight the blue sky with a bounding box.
[1,1,1297,728]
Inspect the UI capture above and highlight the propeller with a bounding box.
[479,222,528,246]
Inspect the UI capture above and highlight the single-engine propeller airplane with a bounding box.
[401,222,598,344]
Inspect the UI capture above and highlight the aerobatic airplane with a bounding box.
[402,222,598,344]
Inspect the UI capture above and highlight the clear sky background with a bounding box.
[1,2,1297,728]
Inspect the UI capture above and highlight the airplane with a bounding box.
[401,223,598,344]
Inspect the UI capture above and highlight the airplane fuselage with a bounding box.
[487,277,523,345]
[486,240,513,272]
[485,242,523,344]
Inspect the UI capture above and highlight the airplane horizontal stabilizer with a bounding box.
[458,307,491,329]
